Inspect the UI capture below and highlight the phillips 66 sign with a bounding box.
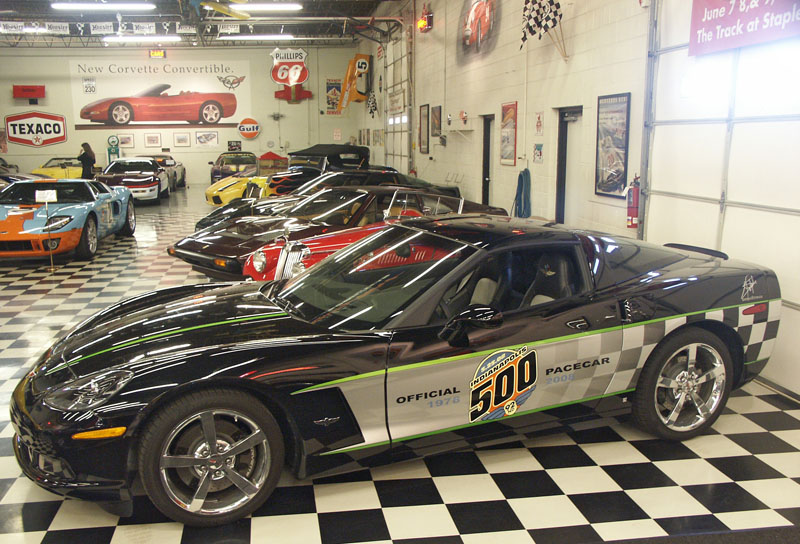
[270,48,309,86]
[5,111,67,147]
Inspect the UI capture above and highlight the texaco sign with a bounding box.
[5,111,67,147]
[270,48,309,86]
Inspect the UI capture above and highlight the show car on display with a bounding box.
[205,166,258,206]
[243,193,500,281]
[80,84,237,125]
[95,158,173,202]
[209,152,257,184]
[32,157,86,179]
[170,186,506,280]
[138,154,187,188]
[196,169,464,231]
[0,172,46,190]
[10,215,780,526]
[0,179,135,260]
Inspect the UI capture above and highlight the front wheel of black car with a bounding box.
[633,327,732,440]
[138,389,285,526]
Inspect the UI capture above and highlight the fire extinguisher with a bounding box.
[627,175,640,229]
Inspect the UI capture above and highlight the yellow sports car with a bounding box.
[32,157,88,178]
[205,167,270,206]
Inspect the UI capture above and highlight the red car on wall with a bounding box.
[463,0,496,52]
[80,84,237,125]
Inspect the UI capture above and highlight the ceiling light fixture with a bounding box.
[204,3,302,12]
[216,34,295,41]
[52,2,156,11]
[103,34,181,43]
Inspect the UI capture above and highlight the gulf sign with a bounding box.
[270,48,309,86]
[238,118,260,140]
[5,111,67,147]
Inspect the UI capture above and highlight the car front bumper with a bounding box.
[128,184,160,201]
[0,228,83,259]
[9,377,134,505]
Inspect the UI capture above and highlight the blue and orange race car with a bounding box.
[0,179,135,260]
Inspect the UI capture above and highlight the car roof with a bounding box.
[220,152,256,156]
[402,215,580,249]
[289,144,369,159]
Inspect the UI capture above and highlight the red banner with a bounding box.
[689,0,800,56]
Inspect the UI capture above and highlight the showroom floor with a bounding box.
[0,184,799,544]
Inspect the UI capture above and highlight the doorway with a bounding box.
[481,114,494,205]
[555,107,583,224]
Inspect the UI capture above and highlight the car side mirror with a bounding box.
[438,305,503,347]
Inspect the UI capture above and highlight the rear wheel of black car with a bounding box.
[120,200,136,236]
[75,215,98,260]
[138,389,284,526]
[633,327,732,440]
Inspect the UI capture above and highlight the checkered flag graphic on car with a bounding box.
[521,0,562,48]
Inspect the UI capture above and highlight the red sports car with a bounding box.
[463,0,496,52]
[80,84,237,125]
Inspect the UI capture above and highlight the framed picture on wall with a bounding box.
[173,132,190,147]
[419,104,429,154]
[500,102,517,166]
[117,134,134,148]
[595,92,631,199]
[195,131,218,147]
[144,133,161,148]
[431,106,442,137]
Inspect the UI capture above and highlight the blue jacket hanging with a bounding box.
[513,168,531,218]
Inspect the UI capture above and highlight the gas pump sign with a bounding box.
[270,48,309,86]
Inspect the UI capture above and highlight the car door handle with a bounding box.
[566,318,589,330]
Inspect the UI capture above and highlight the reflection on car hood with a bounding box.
[31,282,322,389]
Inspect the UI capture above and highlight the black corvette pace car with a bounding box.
[12,216,781,526]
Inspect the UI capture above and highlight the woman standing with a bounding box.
[77,142,96,179]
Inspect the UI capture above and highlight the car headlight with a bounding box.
[43,369,134,412]
[252,250,267,273]
[44,216,73,231]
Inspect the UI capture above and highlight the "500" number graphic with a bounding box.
[469,347,537,423]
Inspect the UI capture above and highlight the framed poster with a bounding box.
[228,140,242,152]
[595,92,631,198]
[117,133,134,148]
[144,133,161,148]
[419,104,429,154]
[431,105,442,137]
[173,132,190,147]
[196,131,218,147]
[500,102,517,166]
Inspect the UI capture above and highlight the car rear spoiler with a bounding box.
[664,243,728,260]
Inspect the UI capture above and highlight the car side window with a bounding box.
[355,199,380,226]
[428,246,586,324]
[420,194,458,215]
[381,192,423,218]
[90,182,111,194]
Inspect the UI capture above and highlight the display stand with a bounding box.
[35,189,58,273]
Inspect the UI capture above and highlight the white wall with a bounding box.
[0,46,361,180]
[368,0,650,232]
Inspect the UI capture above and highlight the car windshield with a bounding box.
[43,158,80,168]
[104,160,156,174]
[272,225,475,330]
[0,182,93,204]
[135,84,170,97]
[221,155,256,166]
[286,188,368,226]
[288,155,325,170]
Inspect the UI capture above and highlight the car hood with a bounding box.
[178,215,329,260]
[81,98,112,111]
[195,195,303,231]
[31,282,318,390]
[0,203,89,232]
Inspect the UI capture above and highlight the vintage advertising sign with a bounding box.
[5,111,67,147]
[270,48,309,86]
[689,0,800,56]
[237,118,260,139]
[326,79,342,115]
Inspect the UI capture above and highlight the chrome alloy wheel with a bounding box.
[86,218,97,254]
[111,104,131,124]
[202,103,221,123]
[159,409,270,516]
[653,342,726,432]
[127,201,135,231]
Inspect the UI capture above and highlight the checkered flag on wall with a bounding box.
[520,0,562,48]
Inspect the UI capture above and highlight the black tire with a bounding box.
[179,170,186,187]
[632,327,733,440]
[200,101,222,124]
[75,215,98,260]
[138,388,284,527]
[109,102,133,125]
[160,178,170,199]
[119,200,136,236]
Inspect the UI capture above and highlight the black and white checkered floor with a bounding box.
[1,185,799,544]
